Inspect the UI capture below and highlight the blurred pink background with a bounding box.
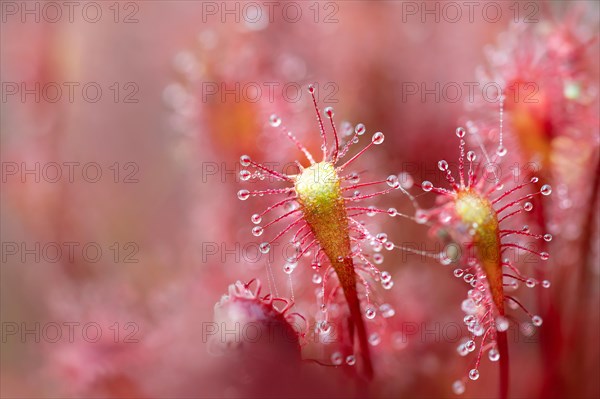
[1,1,598,398]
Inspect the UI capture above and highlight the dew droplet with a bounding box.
[251,226,263,237]
[526,278,536,288]
[374,253,384,264]
[355,123,366,135]
[540,184,552,196]
[456,127,466,138]
[380,271,392,283]
[368,332,381,346]
[240,155,251,167]
[283,262,297,274]
[532,315,543,327]
[421,181,434,192]
[523,202,533,211]
[345,355,356,366]
[365,307,376,319]
[269,114,282,127]
[372,132,384,145]
[543,234,553,242]
[388,207,398,217]
[496,316,509,331]
[469,369,480,381]
[465,340,476,352]
[467,151,476,162]
[415,209,429,224]
[398,172,414,189]
[488,347,500,362]
[382,280,394,290]
[376,233,388,243]
[380,303,396,318]
[496,145,507,157]
[259,242,270,254]
[542,280,551,288]
[312,274,322,284]
[438,160,449,171]
[461,299,477,314]
[386,175,400,188]
[237,190,250,200]
[324,107,334,118]
[452,380,465,395]
[331,352,343,365]
[239,170,251,181]
[251,214,262,224]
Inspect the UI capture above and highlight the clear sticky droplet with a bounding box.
[488,348,500,362]
[381,271,392,283]
[372,132,384,144]
[239,170,251,181]
[467,151,476,161]
[382,280,394,290]
[251,226,263,237]
[324,107,334,118]
[368,332,381,346]
[456,127,466,138]
[416,209,429,224]
[438,160,449,171]
[496,316,509,331]
[259,242,270,254]
[469,369,480,381]
[379,303,396,318]
[331,352,343,365]
[269,114,282,127]
[496,145,507,157]
[251,214,262,224]
[240,155,251,167]
[452,380,465,395]
[237,190,250,200]
[421,181,433,192]
[540,184,552,196]
[365,307,376,319]
[355,123,366,135]
[542,280,551,288]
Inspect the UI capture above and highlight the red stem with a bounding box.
[337,258,374,381]
[497,330,509,399]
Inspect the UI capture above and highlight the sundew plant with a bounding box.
[2,2,599,399]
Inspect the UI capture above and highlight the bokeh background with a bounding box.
[1,1,599,398]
